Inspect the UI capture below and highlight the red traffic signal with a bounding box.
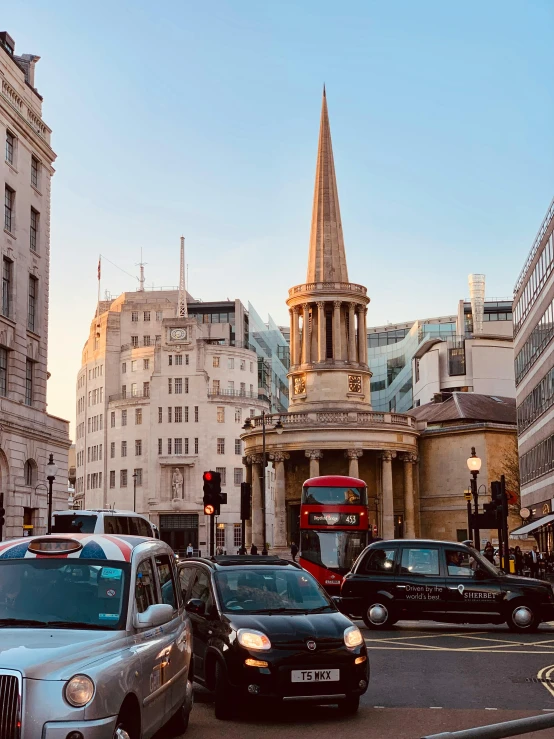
[204,504,215,515]
[203,471,213,482]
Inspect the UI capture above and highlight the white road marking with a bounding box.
[366,645,554,654]
[429,706,442,709]
[537,665,554,700]
[485,707,498,710]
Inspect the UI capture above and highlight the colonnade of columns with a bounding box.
[243,449,418,548]
[289,301,368,367]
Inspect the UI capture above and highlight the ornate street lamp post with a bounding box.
[466,447,482,550]
[46,454,58,535]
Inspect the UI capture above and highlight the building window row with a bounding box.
[86,472,102,490]
[77,396,86,415]
[4,185,42,253]
[132,310,162,322]
[130,335,153,347]
[87,444,102,462]
[76,421,85,440]
[2,258,41,332]
[76,450,84,467]
[157,437,198,455]
[88,387,104,405]
[88,365,103,380]
[514,296,554,385]
[168,354,188,366]
[517,364,554,434]
[87,414,103,433]
[122,359,149,373]
[121,383,149,398]
[5,130,42,187]
[520,433,554,485]
[514,231,554,336]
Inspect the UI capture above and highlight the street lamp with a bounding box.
[132,471,138,513]
[46,454,58,535]
[243,412,284,555]
[466,447,482,550]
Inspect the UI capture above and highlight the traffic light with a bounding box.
[203,471,227,516]
[240,482,251,521]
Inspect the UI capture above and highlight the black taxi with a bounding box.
[338,539,554,633]
[177,555,369,719]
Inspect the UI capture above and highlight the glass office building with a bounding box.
[247,302,290,413]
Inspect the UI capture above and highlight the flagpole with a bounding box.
[97,255,101,323]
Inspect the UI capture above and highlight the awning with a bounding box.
[510,514,554,538]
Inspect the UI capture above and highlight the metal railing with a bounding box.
[246,410,415,429]
[207,389,261,400]
[108,391,149,402]
[421,710,554,738]
[288,281,367,296]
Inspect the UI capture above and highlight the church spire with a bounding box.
[306,89,349,284]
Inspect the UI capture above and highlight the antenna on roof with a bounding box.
[136,249,147,292]
[178,236,188,317]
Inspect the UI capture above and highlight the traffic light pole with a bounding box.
[209,513,215,557]
[261,411,268,556]
[501,475,509,571]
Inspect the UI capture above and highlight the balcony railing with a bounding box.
[288,281,367,297]
[109,391,149,402]
[246,410,415,429]
[207,389,262,400]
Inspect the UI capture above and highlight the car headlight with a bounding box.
[64,675,95,707]
[237,628,272,651]
[344,625,364,649]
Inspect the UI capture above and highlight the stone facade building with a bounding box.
[0,32,70,539]
[241,91,419,548]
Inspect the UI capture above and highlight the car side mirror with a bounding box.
[134,603,174,629]
[185,598,206,616]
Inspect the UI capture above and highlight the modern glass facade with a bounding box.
[247,302,290,413]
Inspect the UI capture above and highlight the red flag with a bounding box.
[97,257,101,281]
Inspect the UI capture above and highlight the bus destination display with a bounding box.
[308,512,360,526]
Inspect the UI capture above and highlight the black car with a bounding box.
[338,539,554,633]
[177,555,369,719]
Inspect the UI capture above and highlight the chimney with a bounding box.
[18,53,41,88]
[468,274,485,336]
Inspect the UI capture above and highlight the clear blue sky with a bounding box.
[4,1,553,435]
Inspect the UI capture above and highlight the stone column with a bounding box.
[251,454,264,548]
[346,449,363,478]
[317,301,326,362]
[305,449,323,478]
[357,306,365,365]
[380,451,396,540]
[401,453,417,539]
[348,303,357,362]
[302,303,311,364]
[333,301,342,360]
[362,308,368,364]
[292,307,301,366]
[244,457,253,547]
[270,451,290,547]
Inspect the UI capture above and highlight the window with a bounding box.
[24,460,35,486]
[0,347,7,396]
[228,381,235,392]
[400,547,440,576]
[175,378,182,394]
[158,438,162,455]
[185,378,189,393]
[111,411,115,428]
[445,549,475,578]
[122,409,127,426]
[135,559,157,613]
[5,130,14,165]
[110,442,115,458]
[143,311,150,322]
[240,382,246,395]
[228,357,234,369]
[167,438,172,455]
[235,408,242,423]
[217,406,225,423]
[156,554,178,608]
[213,356,220,368]
[131,335,139,347]
[175,354,182,365]
[143,335,151,346]
[4,186,14,233]
[143,358,149,370]
[168,407,172,423]
[121,441,127,457]
[175,406,182,422]
[28,276,38,332]
[217,438,225,454]
[185,354,189,365]
[189,569,213,612]
[135,440,142,456]
[131,311,139,322]
[179,566,195,599]
[216,525,225,549]
[120,469,128,487]
[156,310,163,321]
[143,381,150,397]
[135,408,142,425]
[158,407,163,423]
[109,470,116,488]
[168,355,173,366]
[168,378,173,394]
[240,360,245,371]
[234,524,242,548]
[2,257,12,317]
[184,437,189,454]
[194,437,199,454]
[134,468,143,486]
[174,438,182,455]
[130,382,137,397]
[362,548,396,573]
[216,467,226,485]
[234,439,242,455]
[121,385,127,399]
[184,406,189,422]
[25,360,33,405]
[31,156,40,189]
[131,360,137,372]
[194,406,199,422]
[30,208,39,252]
[213,380,220,394]
[122,362,126,374]
[250,362,254,372]
[234,468,243,485]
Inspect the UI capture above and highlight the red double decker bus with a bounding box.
[299,475,370,593]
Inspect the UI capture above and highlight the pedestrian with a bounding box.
[186,542,193,558]
[528,546,540,578]
[514,546,524,576]
[290,541,298,562]
[250,543,258,555]
[483,542,495,564]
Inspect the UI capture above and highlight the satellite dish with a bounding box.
[520,507,531,520]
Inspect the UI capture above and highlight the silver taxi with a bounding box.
[0,534,193,739]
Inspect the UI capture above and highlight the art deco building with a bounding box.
[0,32,70,539]
[241,91,419,548]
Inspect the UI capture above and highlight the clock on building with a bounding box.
[170,328,187,341]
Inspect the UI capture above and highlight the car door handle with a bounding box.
[447,586,462,590]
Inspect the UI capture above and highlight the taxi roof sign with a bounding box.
[28,537,82,556]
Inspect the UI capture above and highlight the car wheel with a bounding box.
[363,600,397,629]
[506,602,540,632]
[338,694,360,715]
[167,680,193,736]
[214,661,235,720]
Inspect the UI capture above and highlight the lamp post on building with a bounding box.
[46,454,58,535]
[243,412,284,555]
[132,471,138,513]
[466,447,482,550]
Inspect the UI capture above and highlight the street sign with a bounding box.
[520,507,531,519]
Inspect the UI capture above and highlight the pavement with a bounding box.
[179,620,554,739]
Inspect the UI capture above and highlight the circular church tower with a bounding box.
[242,90,419,551]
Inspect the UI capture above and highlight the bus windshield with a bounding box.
[300,530,368,573]
[302,486,367,506]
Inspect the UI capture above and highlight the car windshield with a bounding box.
[214,568,334,613]
[301,530,368,574]
[302,486,367,505]
[0,559,129,629]
[52,514,97,534]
